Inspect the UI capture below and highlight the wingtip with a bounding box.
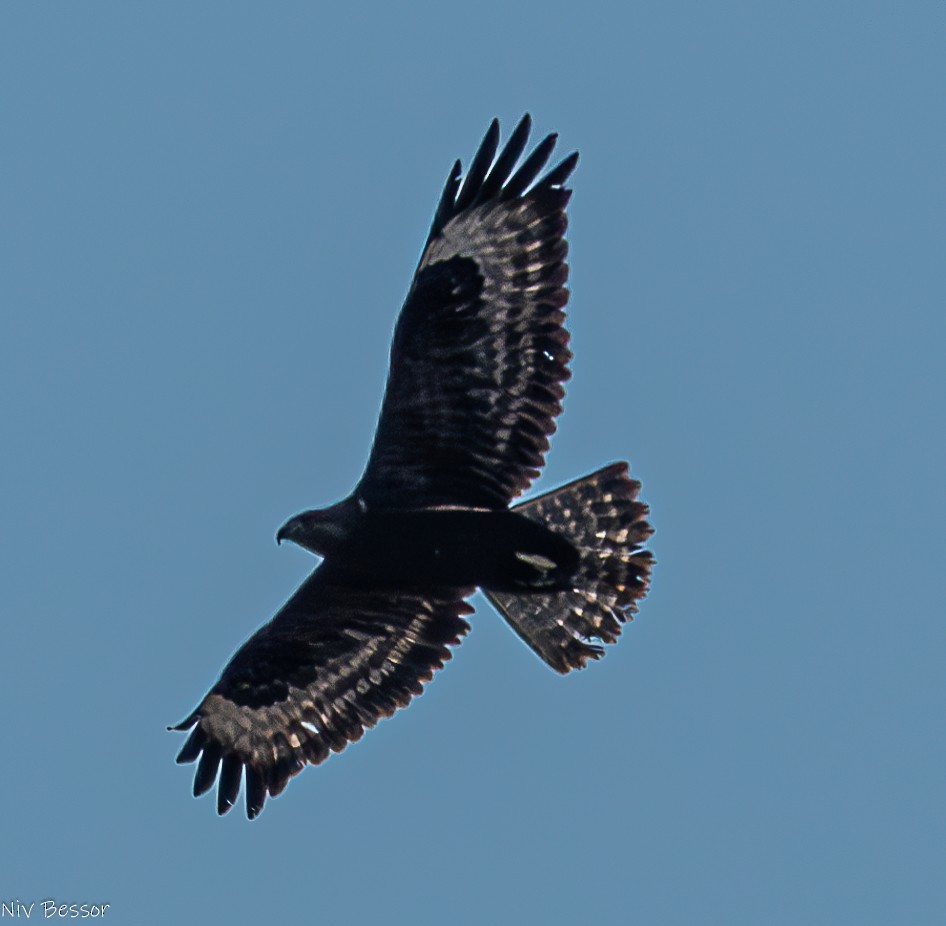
[501,132,559,199]
[547,150,580,186]
[168,712,198,732]
[245,766,267,820]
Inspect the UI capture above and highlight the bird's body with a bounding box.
[172,116,654,819]
[279,499,580,591]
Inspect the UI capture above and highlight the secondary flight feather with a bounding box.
[172,115,654,819]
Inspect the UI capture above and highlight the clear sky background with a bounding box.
[2,3,943,924]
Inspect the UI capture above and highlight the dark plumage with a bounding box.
[172,115,654,819]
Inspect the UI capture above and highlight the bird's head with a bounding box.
[276,498,359,557]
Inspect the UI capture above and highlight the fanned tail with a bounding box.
[483,463,654,673]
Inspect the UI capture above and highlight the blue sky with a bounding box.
[2,2,943,923]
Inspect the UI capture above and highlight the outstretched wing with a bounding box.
[172,571,473,819]
[357,115,578,509]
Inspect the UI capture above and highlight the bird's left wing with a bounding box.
[172,570,473,818]
[356,115,578,509]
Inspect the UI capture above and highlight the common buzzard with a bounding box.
[172,116,654,819]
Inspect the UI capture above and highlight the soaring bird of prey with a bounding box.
[172,116,654,819]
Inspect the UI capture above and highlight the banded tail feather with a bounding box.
[483,463,654,673]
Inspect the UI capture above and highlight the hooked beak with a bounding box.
[276,515,300,546]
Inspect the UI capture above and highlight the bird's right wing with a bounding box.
[172,571,473,819]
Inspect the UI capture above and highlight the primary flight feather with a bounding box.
[172,115,654,819]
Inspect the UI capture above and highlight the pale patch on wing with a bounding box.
[515,551,558,570]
